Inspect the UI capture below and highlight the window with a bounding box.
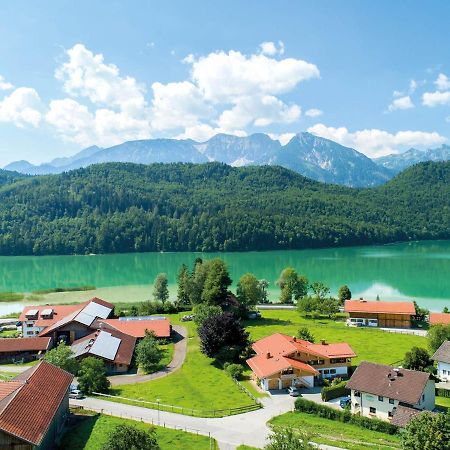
[378,396,384,402]
[369,407,376,414]
[422,394,425,402]
[26,323,33,328]
[330,358,346,364]
[323,369,330,375]
[354,391,361,397]
[388,411,394,418]
[389,399,395,404]
[330,369,336,374]
[443,370,447,375]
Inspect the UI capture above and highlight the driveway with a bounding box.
[108,325,187,386]
[71,390,343,449]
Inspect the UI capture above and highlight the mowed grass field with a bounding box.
[60,413,217,450]
[109,314,252,413]
[269,412,402,450]
[244,310,427,365]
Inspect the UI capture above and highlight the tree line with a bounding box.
[0,160,449,255]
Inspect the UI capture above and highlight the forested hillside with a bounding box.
[0,169,28,186]
[0,161,449,255]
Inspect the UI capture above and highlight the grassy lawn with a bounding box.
[436,395,450,412]
[245,310,426,365]
[236,446,259,450]
[60,412,218,450]
[0,329,19,338]
[108,313,254,415]
[269,412,402,450]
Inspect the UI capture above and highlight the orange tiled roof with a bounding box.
[429,312,450,326]
[0,361,73,446]
[19,304,83,327]
[344,299,416,315]
[247,353,318,379]
[99,318,171,338]
[0,337,51,353]
[252,333,356,360]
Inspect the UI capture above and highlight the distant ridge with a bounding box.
[4,132,392,187]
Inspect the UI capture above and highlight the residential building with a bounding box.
[98,316,171,339]
[0,337,51,362]
[429,312,450,326]
[344,299,415,328]
[71,322,136,373]
[246,333,356,390]
[431,340,450,382]
[37,298,114,343]
[0,360,73,449]
[346,361,435,425]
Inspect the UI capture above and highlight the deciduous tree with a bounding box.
[403,347,433,372]
[103,424,160,450]
[236,273,261,315]
[77,357,110,394]
[201,258,232,307]
[44,342,79,375]
[338,285,352,304]
[152,273,169,303]
[135,331,164,374]
[265,428,314,450]
[428,324,450,353]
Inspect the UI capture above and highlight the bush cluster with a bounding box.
[294,398,399,435]
[224,363,244,379]
[321,380,350,401]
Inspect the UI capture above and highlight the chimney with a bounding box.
[320,339,327,345]
[266,352,272,359]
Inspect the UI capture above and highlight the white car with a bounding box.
[69,389,84,399]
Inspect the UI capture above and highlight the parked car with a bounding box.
[180,314,194,322]
[287,386,300,397]
[339,396,351,408]
[69,389,84,399]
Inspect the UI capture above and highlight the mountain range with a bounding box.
[4,132,450,187]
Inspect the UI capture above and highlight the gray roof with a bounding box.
[346,361,430,405]
[391,405,426,428]
[432,340,450,364]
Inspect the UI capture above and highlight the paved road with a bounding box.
[0,365,29,373]
[71,392,343,449]
[108,325,187,386]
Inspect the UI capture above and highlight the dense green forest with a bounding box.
[0,161,449,255]
[0,169,28,186]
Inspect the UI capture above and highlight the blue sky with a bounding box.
[0,0,449,166]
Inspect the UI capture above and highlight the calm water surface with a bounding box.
[0,240,449,312]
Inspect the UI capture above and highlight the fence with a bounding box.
[92,391,261,418]
[72,404,219,449]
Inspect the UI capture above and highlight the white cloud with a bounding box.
[409,79,418,93]
[190,49,319,102]
[259,41,285,56]
[268,132,296,145]
[307,123,447,157]
[388,95,414,111]
[435,73,450,91]
[0,75,13,91]
[422,90,450,107]
[305,108,323,118]
[0,87,42,127]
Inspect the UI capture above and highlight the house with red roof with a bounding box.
[0,337,51,362]
[344,299,416,328]
[0,360,73,449]
[20,298,114,344]
[429,312,450,326]
[246,333,356,391]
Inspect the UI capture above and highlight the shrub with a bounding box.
[294,398,399,435]
[225,363,244,379]
[436,388,450,398]
[321,380,350,401]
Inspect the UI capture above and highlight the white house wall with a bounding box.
[437,361,450,382]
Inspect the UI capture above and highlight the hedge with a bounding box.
[436,388,450,398]
[321,381,350,401]
[294,398,399,435]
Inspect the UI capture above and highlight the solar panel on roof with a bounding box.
[82,302,112,320]
[90,331,121,361]
[119,316,167,321]
[75,311,95,326]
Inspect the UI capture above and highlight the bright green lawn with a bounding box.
[109,313,253,414]
[269,412,402,450]
[60,413,218,450]
[436,396,450,411]
[244,311,426,365]
[236,446,259,450]
[0,329,19,338]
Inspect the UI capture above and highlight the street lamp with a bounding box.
[156,398,161,425]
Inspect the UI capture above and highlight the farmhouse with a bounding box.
[344,299,415,328]
[36,298,114,344]
[346,361,435,426]
[429,312,450,326]
[71,323,136,373]
[431,340,450,382]
[0,337,51,362]
[246,333,356,390]
[0,361,73,449]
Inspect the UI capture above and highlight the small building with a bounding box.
[344,299,415,328]
[431,340,450,382]
[429,312,450,326]
[71,323,136,373]
[346,361,435,425]
[0,360,73,449]
[246,333,356,390]
[98,316,171,339]
[0,337,51,362]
